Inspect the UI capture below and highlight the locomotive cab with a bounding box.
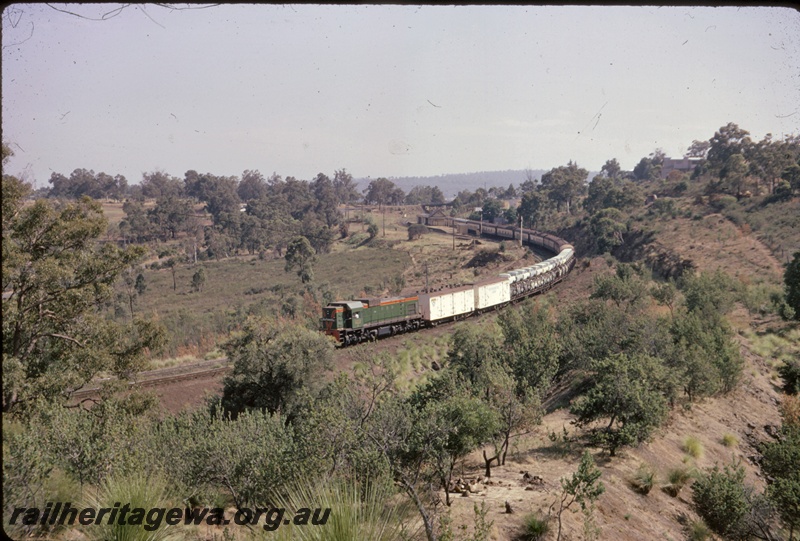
[321,301,365,340]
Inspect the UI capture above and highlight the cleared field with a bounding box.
[139,248,411,313]
[131,247,412,358]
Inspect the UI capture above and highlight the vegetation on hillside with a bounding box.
[3,121,799,540]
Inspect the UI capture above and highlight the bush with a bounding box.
[692,462,750,539]
[739,283,785,316]
[407,224,428,241]
[663,466,693,497]
[688,520,712,541]
[153,408,308,508]
[220,318,334,419]
[773,180,793,200]
[651,198,678,218]
[631,463,656,495]
[710,194,738,212]
[778,359,800,395]
[784,252,800,321]
[270,477,410,541]
[367,222,379,239]
[520,513,550,541]
[83,473,179,541]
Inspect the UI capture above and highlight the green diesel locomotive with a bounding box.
[321,295,423,346]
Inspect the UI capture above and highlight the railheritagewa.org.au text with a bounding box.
[10,502,331,531]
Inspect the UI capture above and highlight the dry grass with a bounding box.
[663,465,694,497]
[683,436,704,459]
[126,246,413,359]
[630,462,656,495]
[721,433,738,448]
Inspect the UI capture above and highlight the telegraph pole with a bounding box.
[520,215,523,248]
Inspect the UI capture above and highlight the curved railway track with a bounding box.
[69,359,231,400]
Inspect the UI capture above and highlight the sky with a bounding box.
[2,4,799,188]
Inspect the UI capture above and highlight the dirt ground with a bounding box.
[153,371,225,414]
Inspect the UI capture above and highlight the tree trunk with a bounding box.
[401,478,437,541]
[501,432,511,465]
[483,449,499,478]
[441,468,452,507]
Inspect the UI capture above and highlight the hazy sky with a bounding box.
[2,4,799,187]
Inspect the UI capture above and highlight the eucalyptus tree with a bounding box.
[2,173,164,414]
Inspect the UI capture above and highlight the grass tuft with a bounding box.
[630,462,656,495]
[688,520,712,541]
[663,466,694,497]
[262,477,413,541]
[83,473,180,541]
[683,436,704,459]
[721,433,738,448]
[519,513,550,541]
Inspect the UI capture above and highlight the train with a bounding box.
[321,217,575,346]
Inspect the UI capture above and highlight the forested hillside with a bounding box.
[3,122,800,541]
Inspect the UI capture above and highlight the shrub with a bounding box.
[774,180,793,200]
[83,473,179,541]
[407,224,428,241]
[367,222,379,239]
[710,194,738,212]
[663,466,693,497]
[267,477,410,541]
[683,436,704,459]
[692,462,750,539]
[778,359,800,395]
[520,513,550,541]
[631,463,656,495]
[688,520,712,541]
[739,282,784,316]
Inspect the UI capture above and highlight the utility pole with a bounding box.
[519,215,523,248]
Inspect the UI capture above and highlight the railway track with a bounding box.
[70,358,231,400]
